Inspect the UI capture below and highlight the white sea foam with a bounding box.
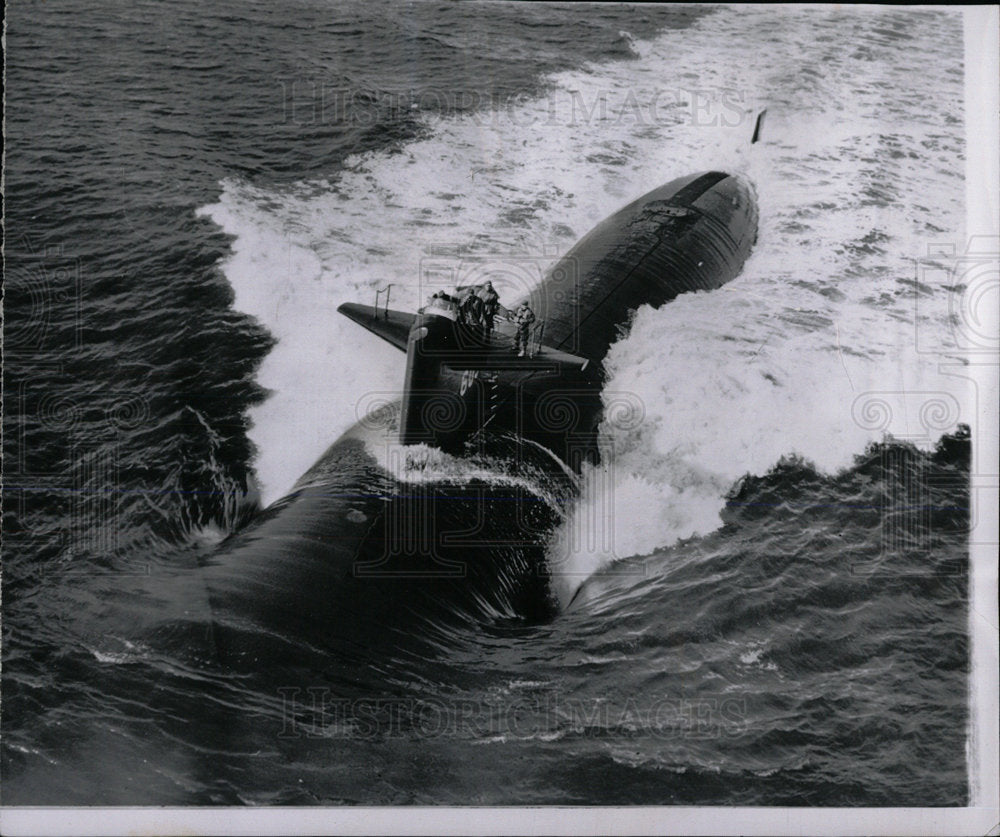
[199,7,967,603]
[538,8,969,605]
[355,438,576,521]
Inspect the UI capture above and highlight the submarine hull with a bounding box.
[200,171,759,662]
[199,421,569,668]
[526,170,757,362]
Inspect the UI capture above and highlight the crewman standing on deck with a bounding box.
[512,300,535,357]
[477,281,500,339]
[459,288,483,327]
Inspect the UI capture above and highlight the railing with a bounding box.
[373,284,392,319]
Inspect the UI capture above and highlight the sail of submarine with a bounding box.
[339,170,758,469]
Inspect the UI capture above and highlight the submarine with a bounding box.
[198,169,759,666]
[340,169,758,470]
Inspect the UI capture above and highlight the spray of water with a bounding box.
[199,8,966,605]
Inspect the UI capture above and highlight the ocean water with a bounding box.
[2,2,972,806]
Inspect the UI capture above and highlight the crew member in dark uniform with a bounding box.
[512,300,535,357]
[460,289,483,328]
[477,281,500,340]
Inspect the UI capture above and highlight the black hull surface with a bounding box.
[527,171,757,360]
[200,423,571,668]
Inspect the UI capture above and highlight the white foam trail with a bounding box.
[197,27,752,506]
[198,183,404,505]
[550,4,974,603]
[544,8,968,605]
[199,7,967,604]
[546,284,965,607]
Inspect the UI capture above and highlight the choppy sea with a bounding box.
[3,1,972,805]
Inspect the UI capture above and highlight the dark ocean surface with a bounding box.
[3,1,971,805]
